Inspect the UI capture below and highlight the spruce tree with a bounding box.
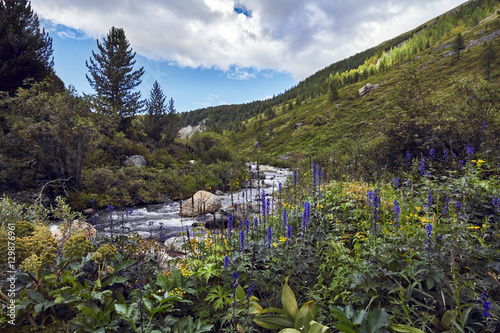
[166,97,179,145]
[453,32,465,61]
[0,0,55,94]
[482,41,496,82]
[145,80,167,142]
[86,26,144,118]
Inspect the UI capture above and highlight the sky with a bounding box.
[30,0,467,113]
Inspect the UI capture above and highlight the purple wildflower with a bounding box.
[245,218,250,234]
[443,196,450,216]
[466,144,474,159]
[426,223,433,249]
[478,292,491,318]
[223,256,230,270]
[405,150,411,166]
[282,209,288,228]
[287,224,292,243]
[372,189,380,231]
[419,157,426,176]
[427,189,432,208]
[107,205,114,212]
[429,148,435,160]
[240,229,245,251]
[302,202,311,229]
[443,149,448,161]
[228,214,233,235]
[393,177,400,189]
[394,199,400,225]
[312,159,317,192]
[254,216,258,229]
[246,281,255,301]
[267,226,272,248]
[293,170,298,191]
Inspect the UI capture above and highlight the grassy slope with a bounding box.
[227,10,500,163]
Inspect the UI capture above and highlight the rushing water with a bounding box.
[87,164,291,239]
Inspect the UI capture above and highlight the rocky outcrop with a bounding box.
[178,124,205,139]
[179,190,222,217]
[358,83,379,96]
[124,155,147,167]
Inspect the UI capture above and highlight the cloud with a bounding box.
[31,0,466,80]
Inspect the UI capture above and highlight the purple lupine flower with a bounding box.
[427,189,432,208]
[255,141,259,149]
[406,179,412,189]
[282,209,288,228]
[232,272,239,307]
[419,157,426,176]
[245,218,250,234]
[278,182,282,193]
[458,160,464,168]
[126,208,133,216]
[107,205,114,212]
[302,202,311,229]
[318,167,322,189]
[239,229,245,251]
[261,191,267,217]
[466,144,474,159]
[287,224,292,244]
[368,191,374,207]
[394,199,400,225]
[228,214,233,235]
[478,292,491,318]
[429,148,435,160]
[254,216,258,229]
[267,226,273,248]
[437,234,443,241]
[90,199,95,204]
[223,256,230,270]
[426,223,433,249]
[405,150,411,166]
[455,202,462,216]
[266,198,271,216]
[246,281,255,301]
[493,197,500,209]
[293,170,298,191]
[443,149,448,162]
[393,177,400,189]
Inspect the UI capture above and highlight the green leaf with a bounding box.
[115,303,131,319]
[295,300,316,332]
[27,290,44,303]
[254,315,295,329]
[103,275,127,286]
[360,308,388,333]
[235,285,246,301]
[425,277,435,290]
[113,259,137,272]
[309,320,331,333]
[279,329,301,333]
[390,324,426,333]
[34,303,44,314]
[282,276,298,321]
[156,272,169,289]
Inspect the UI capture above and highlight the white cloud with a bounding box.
[31,0,466,80]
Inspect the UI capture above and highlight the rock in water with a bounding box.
[179,190,222,217]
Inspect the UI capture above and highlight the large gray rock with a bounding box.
[124,155,147,167]
[179,190,222,217]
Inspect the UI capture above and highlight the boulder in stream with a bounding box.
[179,190,221,217]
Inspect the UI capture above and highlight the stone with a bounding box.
[179,190,222,217]
[124,155,147,167]
[50,220,97,245]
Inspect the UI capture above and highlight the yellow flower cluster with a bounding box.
[172,287,187,298]
[178,262,192,277]
[279,237,287,242]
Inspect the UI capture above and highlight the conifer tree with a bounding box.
[145,80,167,142]
[86,27,144,119]
[166,97,179,145]
[453,32,465,61]
[482,41,496,82]
[0,0,55,94]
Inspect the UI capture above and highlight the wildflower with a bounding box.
[458,160,464,168]
[466,144,474,159]
[426,223,433,250]
[228,214,233,235]
[318,167,322,189]
[278,182,282,193]
[429,148,435,160]
[405,150,411,166]
[239,229,245,251]
[443,149,448,162]
[427,189,432,208]
[254,216,258,229]
[267,226,272,248]
[455,202,462,216]
[437,234,443,241]
[107,205,114,212]
[287,224,292,243]
[493,197,500,210]
[246,281,255,301]
[261,191,267,217]
[419,157,426,176]
[90,199,95,204]
[478,292,491,318]
[255,142,259,149]
[293,170,298,191]
[266,198,271,216]
[394,199,400,225]
[272,242,278,247]
[223,256,230,270]
[232,272,239,307]
[126,208,133,216]
[282,209,288,228]
[302,202,311,229]
[393,177,400,189]
[245,218,250,234]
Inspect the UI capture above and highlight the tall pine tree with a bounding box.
[0,0,55,94]
[86,27,144,119]
[145,80,167,142]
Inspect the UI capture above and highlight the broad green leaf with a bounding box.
[115,303,130,318]
[282,276,298,320]
[249,302,264,315]
[390,324,426,333]
[27,289,44,303]
[254,315,295,329]
[113,259,137,272]
[279,329,301,333]
[34,303,43,314]
[360,308,388,333]
[235,285,246,301]
[331,322,357,333]
[156,272,169,289]
[103,275,127,286]
[309,320,331,333]
[295,300,316,331]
